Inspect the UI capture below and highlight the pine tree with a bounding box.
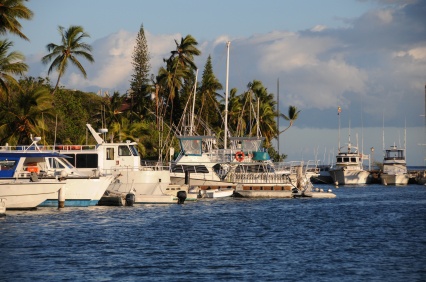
[130,24,151,120]
[198,55,222,133]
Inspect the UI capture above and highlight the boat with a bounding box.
[1,137,114,207]
[54,124,190,204]
[170,134,321,198]
[0,148,66,209]
[380,145,409,185]
[38,156,114,207]
[329,141,370,185]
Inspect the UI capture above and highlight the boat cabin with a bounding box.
[384,146,405,160]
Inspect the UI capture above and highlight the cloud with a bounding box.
[24,0,426,131]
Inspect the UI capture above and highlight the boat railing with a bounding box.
[0,144,98,152]
[103,164,170,174]
[226,171,292,184]
[273,161,292,174]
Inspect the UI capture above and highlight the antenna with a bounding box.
[224,41,230,149]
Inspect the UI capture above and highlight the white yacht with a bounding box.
[54,124,187,204]
[380,145,409,185]
[329,142,370,185]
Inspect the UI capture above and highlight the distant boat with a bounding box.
[329,141,370,185]
[380,145,409,185]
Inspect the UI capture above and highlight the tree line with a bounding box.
[0,0,300,161]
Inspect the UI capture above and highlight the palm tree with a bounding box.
[162,35,201,125]
[0,0,33,40]
[0,39,28,98]
[167,35,201,71]
[279,105,300,134]
[41,25,94,95]
[0,78,55,145]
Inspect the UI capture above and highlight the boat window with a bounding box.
[180,139,202,155]
[337,157,342,162]
[344,157,350,162]
[0,160,16,171]
[106,148,114,160]
[74,154,98,168]
[58,157,74,169]
[0,159,17,177]
[48,158,66,169]
[351,157,356,162]
[118,145,132,156]
[129,145,139,156]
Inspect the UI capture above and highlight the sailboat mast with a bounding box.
[277,78,280,154]
[224,41,230,149]
[338,106,341,153]
[190,69,198,136]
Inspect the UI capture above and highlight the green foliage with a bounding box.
[51,89,92,144]
[268,146,288,162]
[0,39,28,96]
[0,0,33,41]
[0,76,54,145]
[130,24,152,119]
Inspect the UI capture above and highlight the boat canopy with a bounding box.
[0,152,70,158]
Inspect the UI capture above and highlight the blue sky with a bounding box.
[9,0,426,165]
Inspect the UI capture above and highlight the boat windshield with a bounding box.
[130,145,139,156]
[0,157,19,177]
[47,157,73,169]
[180,138,202,155]
[0,159,17,171]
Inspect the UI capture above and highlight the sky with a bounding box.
[9,0,426,165]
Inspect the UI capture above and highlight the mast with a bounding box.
[190,69,198,136]
[224,41,230,149]
[277,78,280,154]
[337,106,341,153]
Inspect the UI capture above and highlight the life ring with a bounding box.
[235,151,245,162]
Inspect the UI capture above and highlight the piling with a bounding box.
[58,188,65,208]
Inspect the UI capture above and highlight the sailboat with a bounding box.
[171,42,334,198]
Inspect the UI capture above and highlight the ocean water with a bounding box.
[1,184,425,282]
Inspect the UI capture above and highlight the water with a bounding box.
[1,184,425,281]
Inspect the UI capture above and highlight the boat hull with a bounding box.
[170,176,235,189]
[0,182,63,209]
[39,175,114,207]
[380,173,409,185]
[329,169,370,185]
[108,169,171,196]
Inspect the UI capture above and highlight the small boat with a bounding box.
[380,145,409,185]
[199,187,235,198]
[0,149,66,210]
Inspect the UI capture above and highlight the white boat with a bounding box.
[171,135,298,198]
[329,141,370,185]
[380,145,409,185]
[0,150,65,209]
[1,138,114,207]
[53,124,186,204]
[38,156,114,207]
